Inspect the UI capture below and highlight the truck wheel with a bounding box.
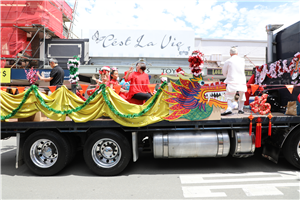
[283,128,300,169]
[65,133,78,164]
[83,130,131,176]
[23,130,70,175]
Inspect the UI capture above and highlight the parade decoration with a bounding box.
[101,82,167,119]
[250,94,271,115]
[0,82,169,124]
[250,84,259,95]
[11,88,16,95]
[248,114,254,136]
[285,85,294,94]
[255,117,262,148]
[25,67,38,84]
[17,87,25,94]
[175,67,185,76]
[0,84,100,120]
[268,113,273,136]
[1,87,7,92]
[161,73,167,82]
[79,84,89,94]
[76,90,87,101]
[162,77,227,120]
[255,52,300,85]
[48,86,57,93]
[67,56,80,86]
[188,50,204,77]
[162,50,227,121]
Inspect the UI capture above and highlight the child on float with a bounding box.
[96,66,110,86]
[109,67,128,99]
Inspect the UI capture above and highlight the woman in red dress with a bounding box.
[125,62,153,102]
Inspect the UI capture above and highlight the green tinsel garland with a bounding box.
[1,82,167,120]
[1,85,101,120]
[1,86,34,120]
[100,82,167,118]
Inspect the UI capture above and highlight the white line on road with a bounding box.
[180,171,299,184]
[182,182,299,198]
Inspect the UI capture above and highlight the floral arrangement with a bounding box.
[250,94,271,115]
[25,67,38,84]
[188,50,204,77]
[255,52,300,84]
[67,56,80,86]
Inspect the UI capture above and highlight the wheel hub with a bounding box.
[102,146,113,158]
[42,144,53,158]
[92,138,121,169]
[30,139,58,168]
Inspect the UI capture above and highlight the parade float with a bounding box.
[1,49,300,176]
[1,51,229,126]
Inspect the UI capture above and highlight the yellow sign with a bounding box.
[0,68,11,83]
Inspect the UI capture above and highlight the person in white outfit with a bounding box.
[221,47,247,115]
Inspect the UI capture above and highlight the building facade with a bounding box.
[81,30,267,84]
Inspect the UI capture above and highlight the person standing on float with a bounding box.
[125,62,153,102]
[221,47,247,115]
[37,58,64,93]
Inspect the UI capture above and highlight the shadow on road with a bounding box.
[1,148,296,177]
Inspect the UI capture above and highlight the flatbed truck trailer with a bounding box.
[1,21,300,176]
[1,111,300,176]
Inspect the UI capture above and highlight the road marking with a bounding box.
[182,183,299,198]
[0,148,16,154]
[180,171,300,198]
[180,171,299,184]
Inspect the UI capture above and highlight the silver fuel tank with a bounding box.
[153,131,230,158]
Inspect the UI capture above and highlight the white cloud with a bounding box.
[223,23,233,29]
[71,0,300,40]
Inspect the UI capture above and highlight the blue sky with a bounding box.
[66,0,300,40]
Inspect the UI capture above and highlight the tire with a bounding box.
[283,127,300,169]
[65,133,78,164]
[23,130,70,175]
[83,130,131,176]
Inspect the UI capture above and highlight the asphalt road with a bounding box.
[1,137,300,199]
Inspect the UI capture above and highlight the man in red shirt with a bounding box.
[125,62,152,101]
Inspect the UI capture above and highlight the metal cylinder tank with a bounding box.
[153,131,230,158]
[230,130,256,158]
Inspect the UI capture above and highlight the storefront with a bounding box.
[84,29,266,83]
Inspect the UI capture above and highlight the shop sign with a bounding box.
[1,68,11,83]
[89,29,194,58]
[207,68,253,76]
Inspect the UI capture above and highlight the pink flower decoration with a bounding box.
[25,67,38,84]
